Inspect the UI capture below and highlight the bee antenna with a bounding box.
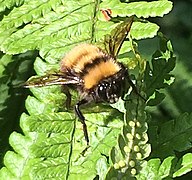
[126,76,147,102]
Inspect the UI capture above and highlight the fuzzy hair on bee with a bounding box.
[60,43,125,102]
[24,17,138,147]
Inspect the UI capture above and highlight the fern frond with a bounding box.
[136,156,176,179]
[0,0,25,13]
[0,0,63,31]
[150,113,192,159]
[0,0,97,57]
[173,153,192,178]
[0,52,35,167]
[0,0,173,63]
[0,131,36,180]
[106,99,150,178]
[0,55,14,165]
[0,80,123,179]
[137,153,192,179]
[100,0,173,18]
[131,22,159,40]
[145,34,176,106]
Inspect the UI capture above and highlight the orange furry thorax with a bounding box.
[83,60,120,89]
[60,44,121,89]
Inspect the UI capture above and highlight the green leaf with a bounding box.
[136,156,176,180]
[0,131,36,180]
[145,36,176,105]
[0,0,173,62]
[147,91,166,106]
[0,0,25,13]
[150,113,192,159]
[0,0,97,56]
[106,63,150,178]
[1,106,122,179]
[100,0,173,18]
[0,52,35,167]
[131,21,160,40]
[96,157,109,180]
[173,153,192,178]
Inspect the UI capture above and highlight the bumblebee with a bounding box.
[24,17,137,145]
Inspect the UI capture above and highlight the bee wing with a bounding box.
[24,73,80,88]
[103,16,134,58]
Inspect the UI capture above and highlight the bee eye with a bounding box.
[97,83,108,101]
[106,82,121,103]
[96,81,121,104]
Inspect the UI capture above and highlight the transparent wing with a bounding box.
[103,16,134,58]
[24,72,80,88]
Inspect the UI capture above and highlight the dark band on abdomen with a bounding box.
[79,54,110,77]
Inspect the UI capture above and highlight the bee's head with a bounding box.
[94,67,128,104]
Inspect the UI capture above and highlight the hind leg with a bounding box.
[75,99,89,145]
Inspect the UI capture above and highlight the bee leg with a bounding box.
[75,99,89,146]
[62,86,72,110]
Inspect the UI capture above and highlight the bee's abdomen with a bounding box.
[60,44,102,72]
